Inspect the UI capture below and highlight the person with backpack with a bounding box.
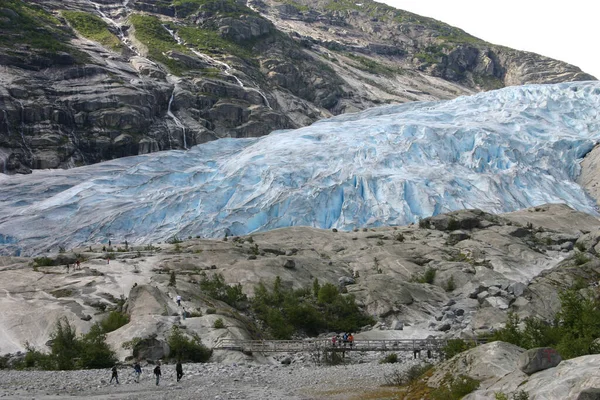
[176,360,184,382]
[342,332,349,347]
[133,362,142,383]
[109,365,119,384]
[153,362,161,386]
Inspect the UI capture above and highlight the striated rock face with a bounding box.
[0,0,595,173]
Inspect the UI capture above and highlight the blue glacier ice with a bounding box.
[1,81,600,255]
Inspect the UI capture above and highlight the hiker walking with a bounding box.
[153,362,161,385]
[133,362,142,383]
[110,365,119,384]
[76,259,81,269]
[176,294,182,307]
[65,263,70,273]
[176,360,184,382]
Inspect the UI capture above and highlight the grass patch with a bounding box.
[129,14,188,74]
[62,11,122,51]
[177,25,254,58]
[50,288,73,298]
[172,0,257,18]
[100,311,129,333]
[346,53,403,76]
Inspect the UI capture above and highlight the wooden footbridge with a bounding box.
[215,338,483,353]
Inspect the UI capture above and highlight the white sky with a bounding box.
[379,0,599,79]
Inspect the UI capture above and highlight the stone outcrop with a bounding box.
[0,0,595,173]
[519,347,562,375]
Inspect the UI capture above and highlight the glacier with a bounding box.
[1,81,600,256]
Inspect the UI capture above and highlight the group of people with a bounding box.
[64,260,81,273]
[109,360,184,386]
[331,332,354,348]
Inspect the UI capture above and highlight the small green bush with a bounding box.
[444,276,456,292]
[495,393,509,400]
[167,326,212,362]
[431,374,480,400]
[206,308,216,314]
[512,390,530,400]
[384,363,432,386]
[413,267,437,284]
[34,257,54,267]
[574,252,589,266]
[169,270,176,286]
[442,338,476,359]
[199,272,248,308]
[100,311,129,333]
[213,318,225,329]
[380,353,398,364]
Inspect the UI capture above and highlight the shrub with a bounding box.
[490,289,600,359]
[167,326,212,362]
[252,277,373,339]
[100,311,129,333]
[169,270,177,286]
[574,252,589,266]
[206,308,216,314]
[199,272,248,308]
[495,393,509,400]
[413,267,437,284]
[384,363,432,386]
[442,338,475,359]
[431,374,480,400]
[444,276,456,292]
[20,318,116,370]
[512,391,530,400]
[575,241,586,252]
[213,318,225,329]
[380,353,398,364]
[33,257,54,267]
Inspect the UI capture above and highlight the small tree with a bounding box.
[51,317,80,370]
[169,270,176,287]
[167,326,212,362]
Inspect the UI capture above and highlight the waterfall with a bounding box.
[2,110,10,136]
[0,148,8,174]
[16,101,30,153]
[162,25,272,108]
[167,91,187,150]
[88,0,139,55]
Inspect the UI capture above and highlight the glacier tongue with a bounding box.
[1,81,600,255]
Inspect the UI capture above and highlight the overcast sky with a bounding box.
[379,0,599,79]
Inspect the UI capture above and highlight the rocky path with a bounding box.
[0,358,419,399]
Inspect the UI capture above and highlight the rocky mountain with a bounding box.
[0,0,595,173]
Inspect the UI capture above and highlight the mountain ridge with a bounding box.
[0,0,595,173]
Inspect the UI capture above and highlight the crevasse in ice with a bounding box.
[1,81,600,255]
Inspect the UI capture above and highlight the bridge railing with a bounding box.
[214,338,486,353]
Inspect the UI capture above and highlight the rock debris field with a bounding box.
[0,354,421,399]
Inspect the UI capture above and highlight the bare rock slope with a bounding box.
[1,204,599,365]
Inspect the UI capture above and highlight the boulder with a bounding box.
[448,230,471,244]
[132,337,170,361]
[518,347,562,375]
[508,282,526,297]
[391,320,403,330]
[578,388,600,400]
[283,259,295,269]
[338,276,355,286]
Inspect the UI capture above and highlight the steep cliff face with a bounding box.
[0,0,594,173]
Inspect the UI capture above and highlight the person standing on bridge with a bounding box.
[332,334,337,347]
[348,333,354,348]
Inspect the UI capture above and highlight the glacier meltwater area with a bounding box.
[1,81,600,255]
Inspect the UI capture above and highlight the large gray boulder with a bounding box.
[578,388,600,400]
[518,347,562,375]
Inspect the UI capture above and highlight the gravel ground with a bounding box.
[0,352,432,399]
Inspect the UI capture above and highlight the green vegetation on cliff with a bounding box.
[129,14,189,74]
[490,288,600,359]
[177,25,253,59]
[172,0,257,18]
[0,0,71,53]
[62,11,122,52]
